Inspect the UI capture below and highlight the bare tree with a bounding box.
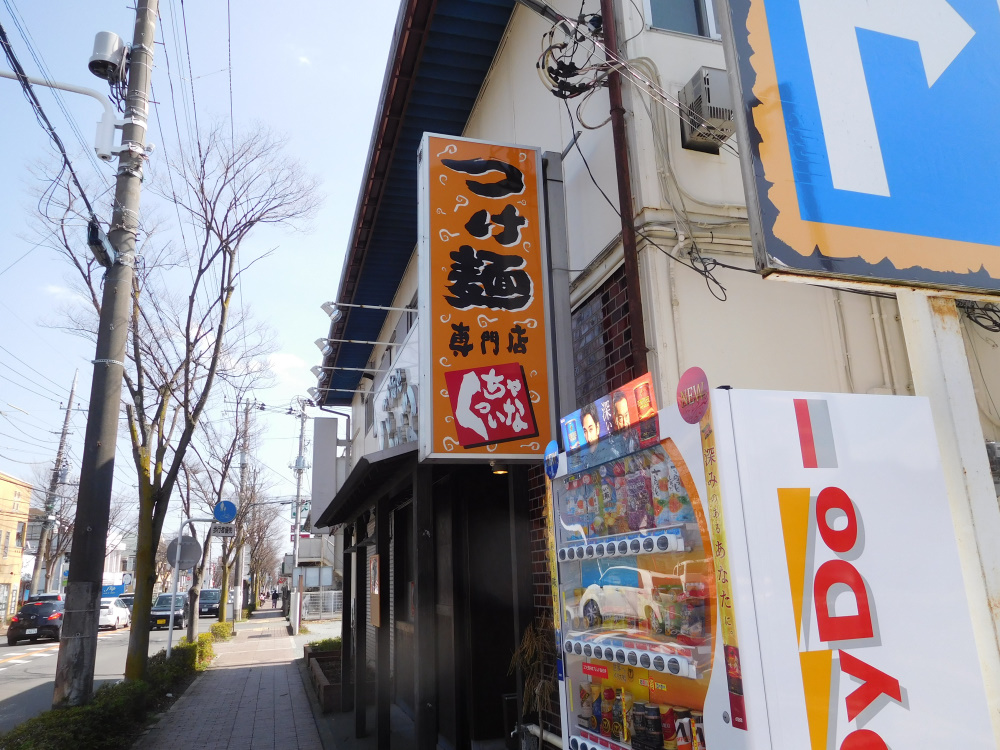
[29,467,135,592]
[34,124,319,679]
[244,495,283,600]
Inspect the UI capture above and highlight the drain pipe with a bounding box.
[600,0,648,376]
[524,723,564,749]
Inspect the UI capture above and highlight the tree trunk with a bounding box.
[125,503,155,680]
[186,531,212,643]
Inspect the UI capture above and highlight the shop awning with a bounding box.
[313,442,418,527]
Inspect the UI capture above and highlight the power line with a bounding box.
[2,0,111,185]
[0,360,67,400]
[0,343,71,391]
[0,19,99,223]
[0,370,62,403]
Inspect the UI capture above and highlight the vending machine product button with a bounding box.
[656,535,669,551]
[667,657,681,675]
[642,537,655,552]
[616,649,626,663]
[565,641,574,653]
[586,545,595,557]
[639,653,651,668]
[618,541,629,554]
[630,539,641,553]
[570,739,579,750]
[574,642,583,655]
[593,646,603,659]
[559,549,568,561]
[652,655,665,672]
[595,544,605,556]
[584,644,593,657]
[627,650,638,666]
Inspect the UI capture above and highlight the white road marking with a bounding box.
[6,660,28,664]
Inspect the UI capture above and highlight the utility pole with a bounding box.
[290,401,308,635]
[53,0,157,707]
[292,403,308,569]
[233,401,250,625]
[30,371,77,597]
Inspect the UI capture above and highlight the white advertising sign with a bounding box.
[721,390,993,748]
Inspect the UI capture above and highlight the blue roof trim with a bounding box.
[321,0,516,405]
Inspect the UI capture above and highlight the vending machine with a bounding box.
[547,368,995,750]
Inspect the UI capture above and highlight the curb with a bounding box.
[296,657,338,750]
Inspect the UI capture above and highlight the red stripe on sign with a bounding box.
[794,399,818,468]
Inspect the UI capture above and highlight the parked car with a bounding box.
[118,594,135,612]
[99,597,131,630]
[567,566,679,631]
[148,593,188,630]
[199,588,222,617]
[198,588,233,617]
[26,593,63,602]
[7,601,64,645]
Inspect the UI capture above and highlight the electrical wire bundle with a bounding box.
[107,43,131,113]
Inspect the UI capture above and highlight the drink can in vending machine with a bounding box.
[674,708,693,750]
[643,702,661,748]
[659,704,679,750]
[591,684,602,732]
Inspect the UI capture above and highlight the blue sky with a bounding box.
[0,1,398,547]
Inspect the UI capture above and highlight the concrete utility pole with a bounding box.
[53,0,157,707]
[292,404,308,569]
[233,401,250,624]
[290,402,308,635]
[30,371,77,597]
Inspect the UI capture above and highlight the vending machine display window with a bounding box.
[553,438,715,748]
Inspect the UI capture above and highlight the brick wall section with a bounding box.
[573,265,636,408]
[529,263,637,736]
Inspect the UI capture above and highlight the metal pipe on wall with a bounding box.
[600,0,648,376]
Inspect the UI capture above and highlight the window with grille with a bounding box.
[572,265,637,408]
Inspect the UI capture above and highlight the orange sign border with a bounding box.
[417,133,555,462]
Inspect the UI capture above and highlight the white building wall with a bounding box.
[341,0,1000,471]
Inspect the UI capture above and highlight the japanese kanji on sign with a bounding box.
[417,134,554,461]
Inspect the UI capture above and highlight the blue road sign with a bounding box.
[213,500,238,524]
[725,0,1000,291]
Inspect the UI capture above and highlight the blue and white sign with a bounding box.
[723,0,1000,291]
[102,584,124,597]
[213,500,238,524]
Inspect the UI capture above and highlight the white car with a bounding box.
[99,597,131,630]
[567,566,679,631]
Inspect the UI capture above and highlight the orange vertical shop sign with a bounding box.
[417,134,554,461]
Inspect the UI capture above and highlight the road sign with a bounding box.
[213,500,238,524]
[211,522,236,538]
[122,573,133,586]
[102,584,124,597]
[722,0,1000,292]
[165,535,202,569]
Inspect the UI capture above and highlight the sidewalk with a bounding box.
[137,609,325,750]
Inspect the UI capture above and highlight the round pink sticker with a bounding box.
[677,367,710,424]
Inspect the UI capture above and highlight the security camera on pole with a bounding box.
[52,1,158,707]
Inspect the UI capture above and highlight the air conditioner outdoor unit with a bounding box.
[678,66,736,155]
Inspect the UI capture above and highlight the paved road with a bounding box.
[0,616,219,735]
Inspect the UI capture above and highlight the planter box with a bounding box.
[303,644,342,668]
[309,657,342,713]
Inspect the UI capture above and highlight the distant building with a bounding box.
[0,471,31,621]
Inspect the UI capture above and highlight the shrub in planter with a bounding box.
[210,622,233,642]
